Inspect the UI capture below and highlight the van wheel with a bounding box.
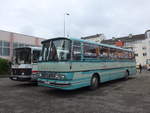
[124,71,129,79]
[89,75,99,90]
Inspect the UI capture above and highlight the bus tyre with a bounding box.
[124,71,129,79]
[89,75,99,90]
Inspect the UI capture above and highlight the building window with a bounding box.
[0,47,2,56]
[143,53,147,56]
[13,42,19,49]
[25,44,30,47]
[0,40,2,47]
[0,40,10,56]
[19,43,25,47]
[3,41,10,47]
[3,48,10,56]
[13,42,26,49]
[135,53,138,56]
[142,47,146,50]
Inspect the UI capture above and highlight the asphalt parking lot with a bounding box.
[0,71,150,113]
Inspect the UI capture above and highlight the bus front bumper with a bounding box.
[38,78,90,90]
[38,79,71,87]
[10,75,31,81]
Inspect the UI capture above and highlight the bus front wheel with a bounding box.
[89,75,99,90]
[124,70,129,79]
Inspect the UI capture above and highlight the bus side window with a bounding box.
[123,51,129,59]
[109,48,117,59]
[129,52,134,60]
[33,50,41,63]
[72,41,81,60]
[118,50,124,59]
[99,46,109,58]
[132,52,135,59]
[42,42,50,61]
[83,43,99,59]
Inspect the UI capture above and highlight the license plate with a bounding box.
[44,81,50,84]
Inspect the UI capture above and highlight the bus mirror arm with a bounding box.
[69,62,72,70]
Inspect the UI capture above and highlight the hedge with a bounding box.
[0,58,10,75]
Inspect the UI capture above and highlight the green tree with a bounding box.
[0,58,10,75]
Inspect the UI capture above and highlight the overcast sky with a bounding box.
[0,0,150,39]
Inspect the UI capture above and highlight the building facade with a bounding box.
[0,30,45,60]
[101,31,150,66]
[81,34,106,43]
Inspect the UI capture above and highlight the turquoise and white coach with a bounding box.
[37,37,136,90]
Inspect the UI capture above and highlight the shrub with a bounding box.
[0,58,10,75]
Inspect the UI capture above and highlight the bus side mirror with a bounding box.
[39,56,42,61]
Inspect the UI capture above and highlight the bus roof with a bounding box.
[15,46,42,51]
[42,37,133,52]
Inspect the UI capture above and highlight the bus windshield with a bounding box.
[15,48,31,64]
[41,39,71,61]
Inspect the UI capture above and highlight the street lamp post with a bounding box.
[64,12,70,37]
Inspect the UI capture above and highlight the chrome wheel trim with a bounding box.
[91,76,98,88]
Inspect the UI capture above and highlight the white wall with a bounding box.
[124,39,149,66]
[134,42,147,65]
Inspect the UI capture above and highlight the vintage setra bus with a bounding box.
[10,46,41,81]
[37,37,136,90]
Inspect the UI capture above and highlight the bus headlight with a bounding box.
[39,73,42,77]
[32,72,42,79]
[55,74,65,80]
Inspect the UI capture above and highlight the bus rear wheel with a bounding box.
[89,75,99,90]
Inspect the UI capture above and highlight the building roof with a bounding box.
[81,34,103,39]
[0,29,45,40]
[101,34,146,45]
